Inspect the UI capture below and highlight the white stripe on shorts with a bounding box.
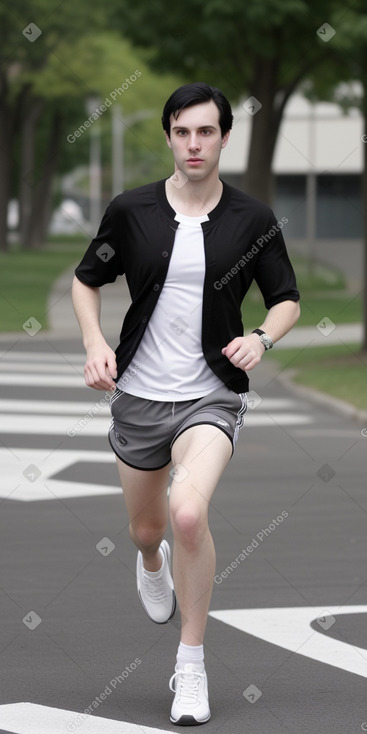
[233,392,248,446]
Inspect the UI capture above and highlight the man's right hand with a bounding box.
[84,341,118,391]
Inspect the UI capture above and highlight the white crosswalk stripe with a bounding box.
[0,373,85,386]
[0,351,85,385]
[0,399,110,415]
[0,361,84,373]
[0,350,86,363]
[0,413,111,435]
[0,353,316,436]
[0,702,173,733]
[0,351,316,501]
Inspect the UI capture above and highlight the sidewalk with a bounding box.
[46,265,129,341]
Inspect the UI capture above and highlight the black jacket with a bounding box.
[75,178,300,393]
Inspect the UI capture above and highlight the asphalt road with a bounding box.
[0,334,367,734]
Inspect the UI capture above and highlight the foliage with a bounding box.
[0,2,184,250]
[112,0,338,101]
[302,3,367,108]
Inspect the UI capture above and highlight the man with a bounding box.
[72,82,300,726]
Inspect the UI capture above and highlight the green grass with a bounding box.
[242,286,362,332]
[0,242,363,336]
[0,239,88,332]
[270,343,367,411]
[290,254,346,291]
[242,254,361,331]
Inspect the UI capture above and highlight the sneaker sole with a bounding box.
[138,588,176,624]
[170,713,211,726]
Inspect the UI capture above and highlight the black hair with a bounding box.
[162,82,233,138]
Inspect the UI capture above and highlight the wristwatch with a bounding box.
[252,328,273,350]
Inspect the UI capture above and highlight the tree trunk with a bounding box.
[19,96,44,249]
[27,110,63,249]
[0,105,14,252]
[244,57,284,207]
[362,87,367,353]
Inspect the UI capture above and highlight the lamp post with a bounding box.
[86,96,102,234]
[306,102,316,277]
[111,106,155,198]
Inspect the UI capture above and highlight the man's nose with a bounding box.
[188,134,200,151]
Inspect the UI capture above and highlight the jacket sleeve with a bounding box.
[74,196,125,287]
[253,212,300,309]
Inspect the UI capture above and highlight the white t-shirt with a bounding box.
[117,210,223,400]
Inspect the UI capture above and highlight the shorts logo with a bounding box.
[216,419,229,427]
[116,433,128,446]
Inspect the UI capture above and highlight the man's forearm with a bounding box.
[71,275,105,348]
[258,299,301,344]
[72,275,117,390]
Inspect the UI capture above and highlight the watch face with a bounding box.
[260,334,273,350]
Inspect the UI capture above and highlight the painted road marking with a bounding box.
[0,449,120,501]
[244,413,312,426]
[0,398,306,414]
[0,400,111,415]
[209,605,367,678]
[0,362,85,374]
[0,374,85,387]
[0,351,85,363]
[0,412,312,436]
[0,413,110,435]
[0,703,172,733]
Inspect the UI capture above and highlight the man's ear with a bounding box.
[221,130,230,149]
[165,131,172,148]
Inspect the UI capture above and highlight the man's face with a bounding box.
[165,100,230,182]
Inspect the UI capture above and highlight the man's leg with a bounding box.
[115,457,171,571]
[168,424,232,724]
[115,457,176,625]
[169,424,232,645]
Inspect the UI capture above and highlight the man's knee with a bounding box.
[130,521,166,550]
[170,503,207,548]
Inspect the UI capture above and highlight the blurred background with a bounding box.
[0,0,366,409]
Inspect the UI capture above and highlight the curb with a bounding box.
[275,367,367,426]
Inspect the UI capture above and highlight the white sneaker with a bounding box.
[136,540,176,624]
[169,663,211,726]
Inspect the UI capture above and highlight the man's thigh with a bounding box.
[170,424,232,509]
[115,456,171,528]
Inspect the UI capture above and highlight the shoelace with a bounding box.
[169,668,205,703]
[142,570,168,602]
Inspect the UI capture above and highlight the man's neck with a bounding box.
[165,173,223,217]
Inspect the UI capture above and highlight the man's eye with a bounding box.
[201,130,211,135]
[177,130,187,136]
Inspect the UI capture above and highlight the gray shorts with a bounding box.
[108,385,247,471]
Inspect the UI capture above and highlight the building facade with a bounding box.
[219,94,364,240]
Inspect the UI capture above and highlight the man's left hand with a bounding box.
[221,334,265,372]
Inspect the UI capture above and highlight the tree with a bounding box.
[113,0,339,206]
[0,0,183,251]
[37,32,181,191]
[0,1,108,250]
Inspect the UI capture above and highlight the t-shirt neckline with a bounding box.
[156,178,232,223]
[174,211,209,225]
